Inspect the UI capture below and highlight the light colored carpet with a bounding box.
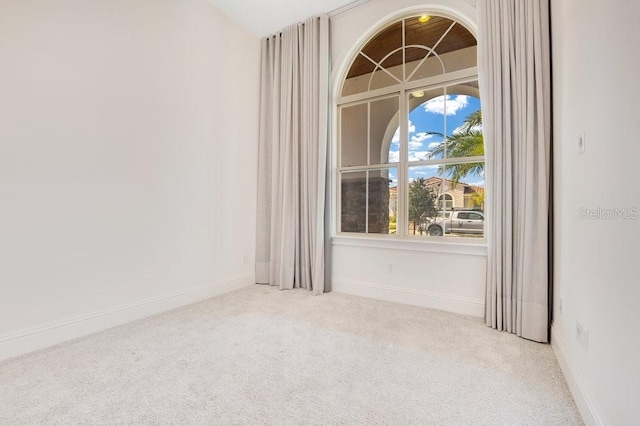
[0,285,582,425]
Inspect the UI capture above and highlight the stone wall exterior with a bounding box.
[341,176,390,234]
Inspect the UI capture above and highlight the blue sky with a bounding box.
[388,94,483,187]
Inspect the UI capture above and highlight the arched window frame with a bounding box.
[335,10,486,244]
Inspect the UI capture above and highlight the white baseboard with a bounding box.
[332,278,484,317]
[550,325,604,426]
[0,274,254,363]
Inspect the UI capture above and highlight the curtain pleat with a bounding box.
[478,0,551,342]
[256,16,329,295]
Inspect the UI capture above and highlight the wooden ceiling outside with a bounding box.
[347,16,477,79]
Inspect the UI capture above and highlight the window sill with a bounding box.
[331,234,487,256]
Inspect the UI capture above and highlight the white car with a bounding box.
[422,210,484,236]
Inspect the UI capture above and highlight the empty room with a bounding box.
[1,0,638,424]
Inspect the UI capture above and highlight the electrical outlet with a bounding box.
[242,255,248,264]
[559,298,563,314]
[576,322,589,352]
[387,263,393,273]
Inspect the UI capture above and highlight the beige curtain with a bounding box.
[255,16,329,295]
[478,0,551,342]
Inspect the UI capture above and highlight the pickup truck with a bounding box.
[420,210,484,236]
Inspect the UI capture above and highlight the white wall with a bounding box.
[551,0,640,424]
[330,0,485,317]
[0,0,260,360]
[332,239,486,315]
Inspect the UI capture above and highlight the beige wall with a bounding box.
[0,0,260,359]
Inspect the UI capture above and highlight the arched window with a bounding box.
[338,14,484,238]
[438,194,454,211]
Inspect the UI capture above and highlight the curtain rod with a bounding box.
[265,0,371,38]
[328,0,373,17]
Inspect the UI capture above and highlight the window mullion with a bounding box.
[366,103,371,233]
[402,19,406,82]
[367,102,371,166]
[365,170,369,233]
[337,68,478,106]
[398,89,408,238]
[407,156,485,167]
[444,85,448,159]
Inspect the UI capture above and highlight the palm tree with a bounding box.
[428,110,484,185]
[458,110,482,132]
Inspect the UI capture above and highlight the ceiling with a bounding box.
[206,0,362,37]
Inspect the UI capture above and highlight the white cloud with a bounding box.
[407,132,433,149]
[428,141,441,149]
[408,151,432,162]
[392,128,400,143]
[391,121,417,144]
[388,150,399,163]
[423,95,469,115]
[411,132,432,143]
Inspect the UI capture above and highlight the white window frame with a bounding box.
[334,13,486,249]
[337,74,484,242]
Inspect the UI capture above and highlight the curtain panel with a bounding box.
[255,16,330,295]
[478,0,551,342]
